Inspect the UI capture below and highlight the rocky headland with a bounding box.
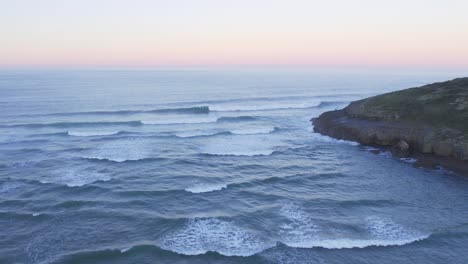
[313,77,468,175]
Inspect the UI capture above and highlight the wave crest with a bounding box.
[160,218,273,256]
[67,131,121,137]
[185,183,228,193]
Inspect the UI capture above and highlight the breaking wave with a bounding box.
[159,218,274,256]
[39,170,111,187]
[185,183,228,193]
[278,205,429,250]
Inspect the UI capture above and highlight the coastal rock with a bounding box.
[313,77,468,174]
[392,140,410,157]
[433,142,453,157]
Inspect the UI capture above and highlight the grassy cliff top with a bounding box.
[346,78,468,135]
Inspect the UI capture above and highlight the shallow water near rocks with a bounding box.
[1,68,467,264]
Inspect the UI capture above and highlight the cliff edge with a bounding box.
[313,78,468,173]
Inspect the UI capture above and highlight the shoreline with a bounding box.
[311,78,468,176]
[312,112,468,176]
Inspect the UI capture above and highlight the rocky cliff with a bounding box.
[313,78,468,172]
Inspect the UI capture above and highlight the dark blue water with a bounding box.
[1,68,467,264]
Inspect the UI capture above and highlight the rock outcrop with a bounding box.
[313,77,468,173]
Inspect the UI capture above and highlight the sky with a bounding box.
[1,0,468,68]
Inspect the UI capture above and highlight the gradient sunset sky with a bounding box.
[2,0,468,68]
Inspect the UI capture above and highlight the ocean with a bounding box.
[1,68,467,264]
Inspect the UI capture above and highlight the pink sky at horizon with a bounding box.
[1,0,468,68]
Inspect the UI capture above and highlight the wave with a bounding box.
[230,126,277,135]
[159,218,274,256]
[148,106,210,114]
[279,211,429,249]
[38,170,111,187]
[67,131,122,137]
[29,132,70,137]
[23,106,211,117]
[210,101,322,112]
[201,149,276,157]
[142,116,257,125]
[278,204,319,246]
[185,183,228,193]
[49,214,431,262]
[5,115,261,129]
[174,131,228,138]
[81,156,161,163]
[206,100,349,112]
[400,157,418,164]
[3,121,143,129]
[216,116,257,122]
[317,101,349,108]
[52,243,252,264]
[199,134,281,156]
[284,236,428,249]
[309,129,359,146]
[0,211,48,220]
[175,126,277,138]
[141,116,218,125]
[336,198,398,208]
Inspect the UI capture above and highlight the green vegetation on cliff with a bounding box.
[346,78,468,136]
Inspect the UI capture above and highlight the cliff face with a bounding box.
[313,78,468,162]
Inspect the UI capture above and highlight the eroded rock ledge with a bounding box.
[312,77,468,174]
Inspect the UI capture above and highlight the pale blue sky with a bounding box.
[2,0,468,67]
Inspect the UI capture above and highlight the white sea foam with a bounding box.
[82,140,153,162]
[400,157,417,164]
[279,211,429,249]
[185,183,228,193]
[67,131,120,137]
[203,149,275,156]
[378,151,393,157]
[285,237,427,249]
[279,204,319,246]
[309,130,359,146]
[363,216,429,246]
[120,247,132,253]
[159,218,273,256]
[39,170,111,187]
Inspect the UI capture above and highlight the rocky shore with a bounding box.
[313,78,468,175]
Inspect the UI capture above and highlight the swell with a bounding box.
[216,116,258,122]
[5,99,348,124]
[1,121,144,129]
[0,211,49,220]
[0,100,348,130]
[52,244,244,264]
[175,127,279,138]
[51,230,432,263]
[18,106,211,117]
[81,156,168,163]
[5,116,261,130]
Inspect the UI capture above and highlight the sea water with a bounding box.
[0,68,467,264]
